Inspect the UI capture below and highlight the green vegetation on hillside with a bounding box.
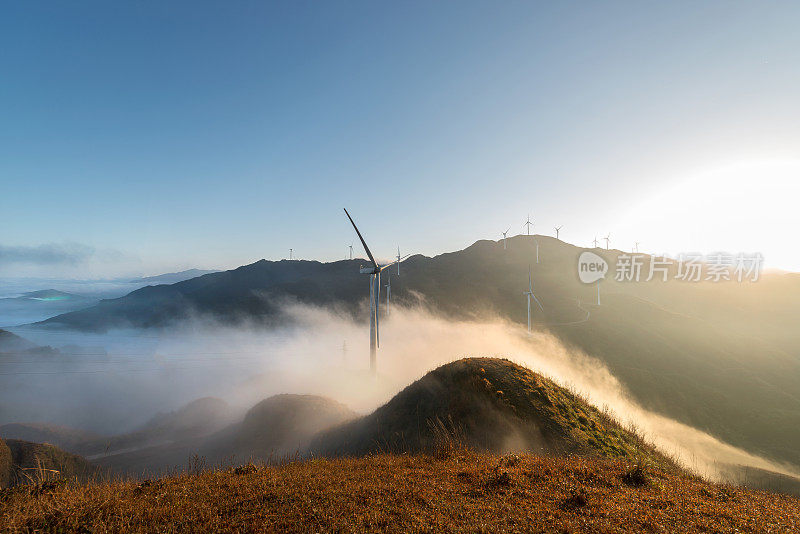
[312,358,670,467]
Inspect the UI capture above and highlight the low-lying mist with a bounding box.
[2,301,795,482]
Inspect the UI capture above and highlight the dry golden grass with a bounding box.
[2,452,799,533]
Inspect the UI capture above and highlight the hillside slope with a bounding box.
[0,329,40,353]
[202,394,356,464]
[2,440,99,487]
[28,236,800,469]
[2,453,799,533]
[0,423,103,456]
[311,358,668,466]
[0,439,10,488]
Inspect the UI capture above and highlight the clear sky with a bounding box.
[2,1,800,278]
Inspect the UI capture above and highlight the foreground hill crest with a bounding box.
[312,357,669,466]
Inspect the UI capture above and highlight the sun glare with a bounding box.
[617,159,800,271]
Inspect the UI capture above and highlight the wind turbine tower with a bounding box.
[523,266,544,334]
[593,236,599,248]
[385,274,392,316]
[555,226,563,240]
[349,243,354,260]
[344,209,409,375]
[502,227,510,250]
[396,247,401,275]
[289,248,293,260]
[524,215,533,235]
[603,234,610,250]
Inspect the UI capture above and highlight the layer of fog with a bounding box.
[2,302,796,482]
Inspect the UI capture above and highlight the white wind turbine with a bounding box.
[523,266,544,334]
[502,227,510,250]
[603,234,610,250]
[523,216,539,262]
[396,246,402,276]
[554,225,563,240]
[344,208,409,375]
[634,241,640,253]
[348,243,354,260]
[592,236,599,248]
[289,248,293,260]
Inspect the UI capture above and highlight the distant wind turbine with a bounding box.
[592,236,599,248]
[634,242,640,253]
[502,227,510,250]
[524,215,533,235]
[603,234,610,250]
[344,208,409,375]
[554,225,563,240]
[289,248,293,260]
[523,265,544,334]
[396,247,401,276]
[349,243,354,260]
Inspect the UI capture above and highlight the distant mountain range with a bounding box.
[0,290,98,328]
[129,269,219,285]
[25,235,800,472]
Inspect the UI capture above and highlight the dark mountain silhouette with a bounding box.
[129,269,219,285]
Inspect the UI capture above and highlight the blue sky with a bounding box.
[2,1,800,277]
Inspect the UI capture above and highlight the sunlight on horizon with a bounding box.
[613,159,800,272]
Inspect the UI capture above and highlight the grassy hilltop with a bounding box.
[312,358,669,467]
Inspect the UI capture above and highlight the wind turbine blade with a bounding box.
[379,254,411,272]
[343,208,378,269]
[531,293,544,312]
